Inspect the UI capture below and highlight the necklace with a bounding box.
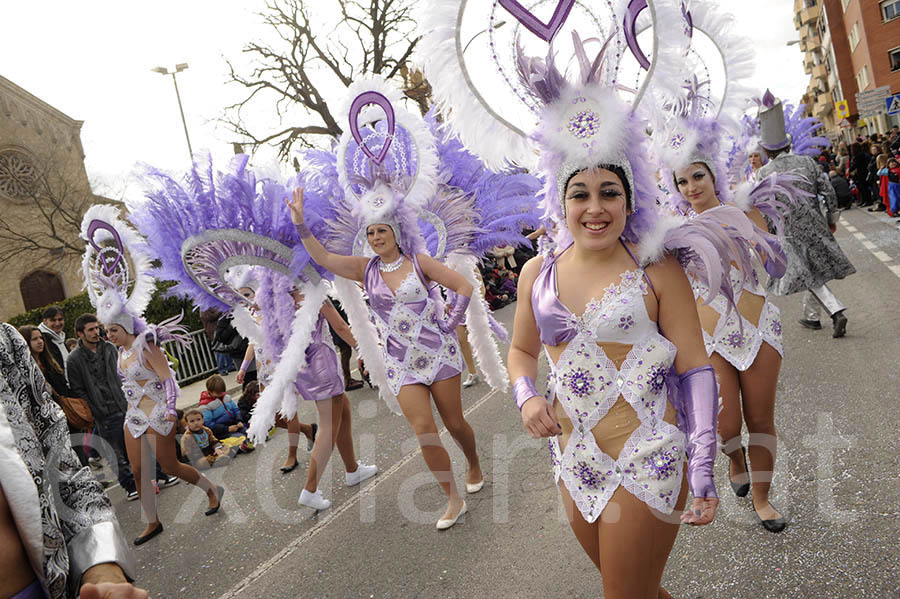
[379,256,404,273]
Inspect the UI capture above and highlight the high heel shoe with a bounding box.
[436,502,467,530]
[730,446,750,498]
[205,485,225,516]
[752,499,787,533]
[133,522,163,546]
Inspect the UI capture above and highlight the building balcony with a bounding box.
[804,31,822,51]
[814,96,833,117]
[800,4,820,25]
[812,63,828,81]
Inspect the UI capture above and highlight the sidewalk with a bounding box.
[176,370,242,410]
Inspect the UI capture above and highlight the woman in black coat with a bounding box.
[849,142,871,207]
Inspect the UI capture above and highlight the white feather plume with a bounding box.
[332,276,401,415]
[636,211,685,267]
[417,0,534,170]
[246,282,329,445]
[445,252,509,392]
[231,305,264,347]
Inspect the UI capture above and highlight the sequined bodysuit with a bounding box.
[119,346,175,438]
[691,263,784,372]
[532,242,685,522]
[364,254,464,395]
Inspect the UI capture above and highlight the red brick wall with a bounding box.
[823,0,861,115]
[860,0,900,91]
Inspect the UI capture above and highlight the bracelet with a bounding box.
[240,359,251,372]
[512,376,540,411]
[295,222,313,239]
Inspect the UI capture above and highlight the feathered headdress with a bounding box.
[81,204,156,335]
[328,76,439,258]
[420,0,696,248]
[130,153,331,441]
[651,0,757,207]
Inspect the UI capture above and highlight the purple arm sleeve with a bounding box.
[295,222,313,239]
[164,378,178,416]
[513,376,540,411]
[439,294,470,333]
[678,365,719,500]
[240,359,251,372]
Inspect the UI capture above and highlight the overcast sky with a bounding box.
[0,0,807,201]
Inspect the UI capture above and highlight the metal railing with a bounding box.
[162,329,218,385]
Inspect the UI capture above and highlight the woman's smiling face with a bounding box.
[674,162,719,213]
[564,167,630,252]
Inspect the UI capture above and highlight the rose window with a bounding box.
[0,149,37,200]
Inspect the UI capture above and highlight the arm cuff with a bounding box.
[67,520,135,594]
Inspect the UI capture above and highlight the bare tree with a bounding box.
[224,0,429,159]
[0,149,102,262]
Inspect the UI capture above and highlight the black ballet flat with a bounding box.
[730,446,751,498]
[798,319,822,330]
[280,460,299,474]
[205,485,225,516]
[752,499,787,533]
[133,523,163,546]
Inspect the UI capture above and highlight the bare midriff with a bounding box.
[696,288,765,336]
[546,340,679,459]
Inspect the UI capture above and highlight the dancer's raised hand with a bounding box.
[286,188,305,224]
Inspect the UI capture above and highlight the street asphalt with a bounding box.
[105,207,900,599]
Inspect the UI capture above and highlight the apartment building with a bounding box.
[794,0,900,137]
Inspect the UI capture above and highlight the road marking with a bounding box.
[852,232,866,241]
[873,251,892,263]
[861,240,877,250]
[891,264,900,277]
[844,225,857,232]
[220,387,500,599]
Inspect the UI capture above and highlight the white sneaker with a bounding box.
[345,461,378,487]
[436,501,467,530]
[298,489,331,511]
[462,373,479,388]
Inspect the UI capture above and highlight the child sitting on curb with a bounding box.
[200,374,247,439]
[181,409,233,469]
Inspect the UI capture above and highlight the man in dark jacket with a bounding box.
[829,170,853,209]
[66,314,172,499]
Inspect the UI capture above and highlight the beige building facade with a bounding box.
[0,74,99,321]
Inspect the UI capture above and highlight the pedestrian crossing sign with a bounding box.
[887,94,900,116]
[835,100,850,119]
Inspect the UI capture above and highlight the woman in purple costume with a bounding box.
[289,187,483,530]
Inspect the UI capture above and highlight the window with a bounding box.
[0,149,36,201]
[890,47,900,72]
[848,22,860,50]
[882,0,900,22]
[20,271,65,311]
[856,65,870,91]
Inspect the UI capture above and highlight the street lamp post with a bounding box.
[152,63,194,160]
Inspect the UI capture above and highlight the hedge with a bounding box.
[8,281,202,338]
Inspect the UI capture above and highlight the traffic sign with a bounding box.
[887,94,900,116]
[856,85,891,116]
[835,100,850,119]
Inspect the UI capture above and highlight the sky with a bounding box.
[0,1,807,202]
